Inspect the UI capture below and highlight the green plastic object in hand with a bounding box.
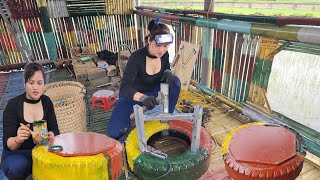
[79,56,91,62]
[49,145,63,152]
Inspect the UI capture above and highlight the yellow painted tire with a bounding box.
[33,146,109,180]
[126,121,169,170]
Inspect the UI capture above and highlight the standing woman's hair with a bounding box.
[145,18,171,43]
[24,62,45,83]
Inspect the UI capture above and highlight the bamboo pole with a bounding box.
[102,16,109,50]
[80,16,89,51]
[92,16,101,52]
[134,9,320,45]
[50,18,63,59]
[59,17,71,58]
[0,20,13,64]
[38,18,50,60]
[71,17,79,48]
[220,31,227,94]
[227,33,238,98]
[29,19,43,60]
[0,60,53,71]
[107,16,114,51]
[136,6,320,26]
[38,0,58,60]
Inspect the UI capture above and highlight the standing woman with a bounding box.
[1,62,60,179]
[108,19,181,139]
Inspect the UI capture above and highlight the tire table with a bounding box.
[222,122,306,180]
[32,132,123,180]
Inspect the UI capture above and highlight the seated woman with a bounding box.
[108,19,181,139]
[1,62,60,179]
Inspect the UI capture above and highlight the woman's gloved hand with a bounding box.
[161,70,181,86]
[140,95,158,110]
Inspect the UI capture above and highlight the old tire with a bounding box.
[126,120,213,180]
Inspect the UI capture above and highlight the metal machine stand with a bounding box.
[133,83,203,158]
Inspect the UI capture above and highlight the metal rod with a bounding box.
[133,105,147,152]
[161,83,169,114]
[144,113,194,121]
[191,104,203,153]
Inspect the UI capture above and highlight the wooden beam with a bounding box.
[0,60,54,71]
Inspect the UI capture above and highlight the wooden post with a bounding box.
[200,0,214,87]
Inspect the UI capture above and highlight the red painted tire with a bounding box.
[104,141,123,180]
[222,123,305,180]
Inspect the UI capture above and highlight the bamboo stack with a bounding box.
[105,0,134,15]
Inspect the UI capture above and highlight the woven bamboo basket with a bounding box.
[44,81,87,133]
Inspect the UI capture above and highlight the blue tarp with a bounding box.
[0,72,24,179]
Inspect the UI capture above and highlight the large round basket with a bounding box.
[44,81,87,133]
